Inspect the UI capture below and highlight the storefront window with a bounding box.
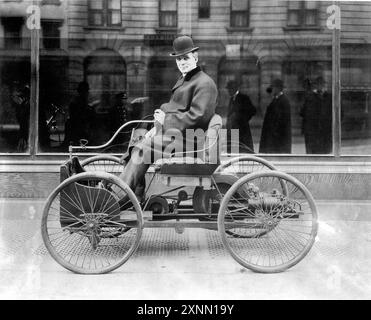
[340,1,371,155]
[0,13,31,153]
[3,0,371,159]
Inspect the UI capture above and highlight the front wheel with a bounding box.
[218,171,318,273]
[41,172,143,274]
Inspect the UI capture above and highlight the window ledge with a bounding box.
[42,0,62,5]
[283,26,322,31]
[84,26,125,32]
[226,27,254,33]
[155,27,179,34]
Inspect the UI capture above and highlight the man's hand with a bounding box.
[154,109,165,125]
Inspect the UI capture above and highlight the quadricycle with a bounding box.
[41,115,318,274]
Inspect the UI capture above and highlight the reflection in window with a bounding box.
[218,58,260,153]
[287,1,319,27]
[0,16,30,153]
[88,0,122,27]
[341,56,371,154]
[283,59,332,154]
[340,1,371,155]
[230,0,250,28]
[147,57,179,113]
[84,49,127,145]
[159,0,178,28]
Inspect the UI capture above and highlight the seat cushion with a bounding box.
[154,157,218,176]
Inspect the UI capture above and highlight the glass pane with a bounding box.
[305,11,317,25]
[305,1,318,10]
[90,13,103,26]
[160,0,177,11]
[110,11,121,25]
[288,11,300,26]
[33,0,334,156]
[232,0,248,11]
[90,0,104,10]
[288,1,301,10]
[108,0,121,10]
[340,1,371,155]
[160,12,177,27]
[0,16,31,153]
[231,12,248,27]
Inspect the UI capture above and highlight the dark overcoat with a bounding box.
[160,66,218,134]
[300,90,332,154]
[226,92,256,152]
[259,93,292,154]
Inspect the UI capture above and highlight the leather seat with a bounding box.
[156,114,222,176]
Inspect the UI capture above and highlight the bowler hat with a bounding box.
[267,78,284,90]
[170,36,199,57]
[226,80,239,90]
[116,91,127,99]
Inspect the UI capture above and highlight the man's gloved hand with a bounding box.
[154,109,165,125]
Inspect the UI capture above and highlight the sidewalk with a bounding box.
[0,198,370,300]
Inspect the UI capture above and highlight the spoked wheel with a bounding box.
[80,155,124,175]
[214,155,280,176]
[41,172,143,274]
[213,156,287,238]
[218,171,318,273]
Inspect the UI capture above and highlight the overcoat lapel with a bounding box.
[172,76,185,92]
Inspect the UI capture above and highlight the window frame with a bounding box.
[159,0,178,29]
[287,1,320,28]
[230,0,250,28]
[41,20,62,50]
[1,17,24,50]
[199,0,211,19]
[88,0,122,28]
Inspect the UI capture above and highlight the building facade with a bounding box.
[0,0,371,202]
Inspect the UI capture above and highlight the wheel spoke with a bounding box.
[42,172,142,274]
[218,171,317,273]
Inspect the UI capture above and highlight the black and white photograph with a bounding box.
[0,0,370,301]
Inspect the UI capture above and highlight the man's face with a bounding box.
[272,86,281,96]
[227,85,238,96]
[176,52,198,74]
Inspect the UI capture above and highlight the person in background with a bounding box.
[11,82,30,152]
[226,80,256,153]
[316,76,333,154]
[110,91,131,134]
[65,81,95,146]
[300,77,322,154]
[259,78,292,154]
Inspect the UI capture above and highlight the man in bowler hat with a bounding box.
[226,80,256,153]
[118,35,218,201]
[300,76,333,154]
[259,79,292,154]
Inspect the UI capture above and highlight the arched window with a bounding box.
[84,49,126,113]
[147,56,179,112]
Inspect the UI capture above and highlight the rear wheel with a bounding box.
[41,172,143,274]
[81,155,124,175]
[218,171,318,273]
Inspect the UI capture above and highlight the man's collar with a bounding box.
[274,91,284,100]
[184,66,202,81]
